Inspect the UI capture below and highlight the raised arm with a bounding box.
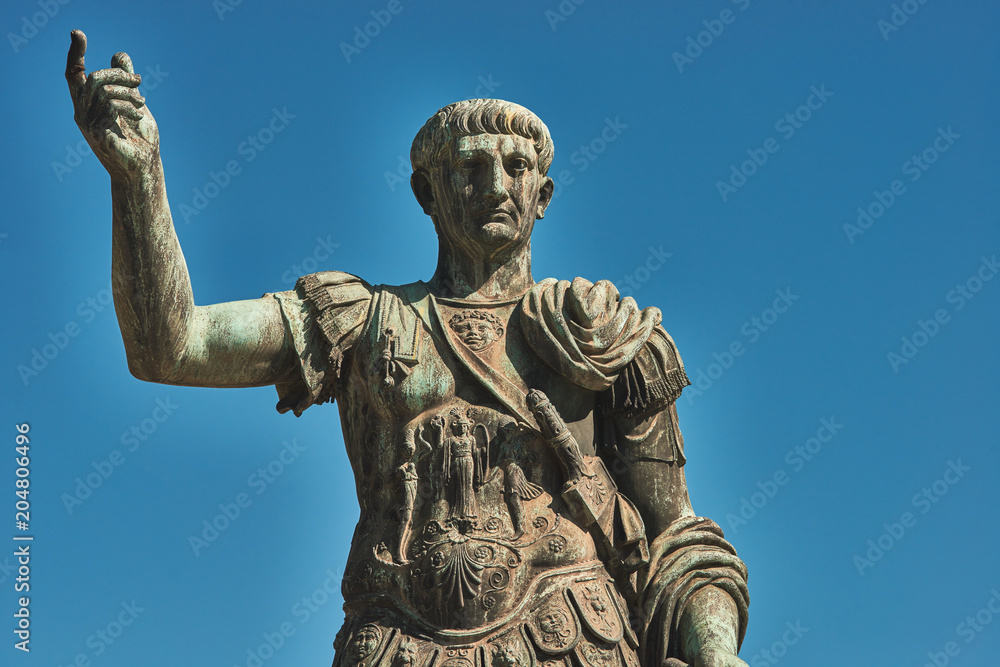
[66,31,295,388]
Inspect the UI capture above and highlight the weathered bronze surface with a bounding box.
[65,29,750,667]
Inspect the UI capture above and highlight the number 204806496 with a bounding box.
[14,422,33,653]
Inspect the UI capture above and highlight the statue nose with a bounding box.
[483,190,508,205]
[483,163,510,205]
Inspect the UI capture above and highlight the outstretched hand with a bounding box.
[66,30,159,180]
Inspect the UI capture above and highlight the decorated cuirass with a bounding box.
[330,282,642,667]
[268,271,740,667]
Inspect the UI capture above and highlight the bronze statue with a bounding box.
[65,29,750,667]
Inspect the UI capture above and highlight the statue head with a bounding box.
[352,624,383,662]
[395,641,418,667]
[492,643,523,667]
[448,309,505,351]
[449,407,474,436]
[410,99,555,260]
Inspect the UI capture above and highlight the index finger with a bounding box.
[66,29,87,98]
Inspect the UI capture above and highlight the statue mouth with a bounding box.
[476,209,513,222]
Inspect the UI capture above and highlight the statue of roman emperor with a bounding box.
[65,30,750,667]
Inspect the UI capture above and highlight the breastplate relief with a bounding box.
[344,287,611,631]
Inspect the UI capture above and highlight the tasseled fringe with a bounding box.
[602,365,691,417]
[299,273,336,312]
[296,274,352,405]
[299,273,345,353]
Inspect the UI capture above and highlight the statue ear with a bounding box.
[411,169,436,216]
[536,177,554,220]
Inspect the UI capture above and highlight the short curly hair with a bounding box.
[410,99,554,177]
[448,309,505,337]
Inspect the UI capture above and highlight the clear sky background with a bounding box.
[1,1,998,666]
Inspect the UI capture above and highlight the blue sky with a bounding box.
[1,1,998,665]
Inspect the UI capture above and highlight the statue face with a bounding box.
[428,133,553,259]
[354,625,381,659]
[451,417,472,436]
[396,643,417,667]
[451,318,498,350]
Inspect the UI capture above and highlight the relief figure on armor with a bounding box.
[66,27,750,667]
[395,429,424,564]
[449,310,505,352]
[438,408,489,524]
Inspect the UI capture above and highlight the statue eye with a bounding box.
[459,158,479,171]
[508,157,529,173]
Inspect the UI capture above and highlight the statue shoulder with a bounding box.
[523,275,670,337]
[285,270,376,349]
[520,276,689,411]
[271,271,375,416]
[295,270,374,308]
[519,277,665,390]
[526,276,652,311]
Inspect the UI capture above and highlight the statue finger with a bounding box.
[106,98,144,123]
[65,29,87,101]
[96,84,146,110]
[111,51,135,75]
[97,100,143,127]
[87,68,142,89]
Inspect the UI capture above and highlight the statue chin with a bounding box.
[480,221,514,237]
[463,221,530,260]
